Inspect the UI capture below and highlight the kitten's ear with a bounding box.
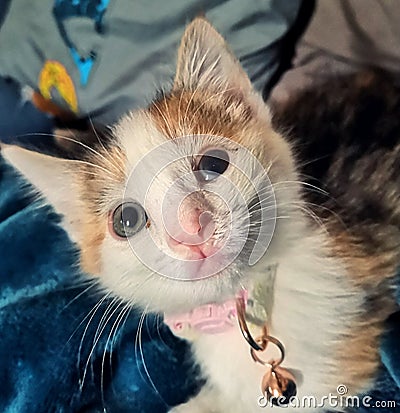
[1,144,82,243]
[174,18,253,94]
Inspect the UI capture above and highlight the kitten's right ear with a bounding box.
[1,144,83,243]
[174,18,253,94]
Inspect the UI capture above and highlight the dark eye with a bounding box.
[110,202,148,239]
[196,149,229,181]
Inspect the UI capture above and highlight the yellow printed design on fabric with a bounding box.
[38,60,78,113]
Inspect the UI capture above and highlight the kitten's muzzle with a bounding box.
[166,209,220,259]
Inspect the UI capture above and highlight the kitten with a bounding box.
[2,19,399,413]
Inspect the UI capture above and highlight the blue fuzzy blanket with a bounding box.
[0,155,399,412]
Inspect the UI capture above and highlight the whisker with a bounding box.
[272,180,328,196]
[106,302,132,378]
[81,298,122,392]
[154,314,174,351]
[61,279,100,312]
[134,288,167,405]
[100,300,130,412]
[67,158,120,181]
[18,131,123,182]
[76,291,113,391]
[65,289,109,348]
[52,132,120,173]
[137,307,167,402]
[88,117,108,154]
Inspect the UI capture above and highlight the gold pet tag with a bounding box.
[236,295,298,408]
[261,366,297,405]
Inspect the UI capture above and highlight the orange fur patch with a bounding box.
[148,89,296,186]
[78,145,127,274]
[148,90,254,142]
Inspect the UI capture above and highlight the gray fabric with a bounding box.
[0,0,302,124]
[271,0,400,103]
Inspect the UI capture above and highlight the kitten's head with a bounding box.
[2,19,298,313]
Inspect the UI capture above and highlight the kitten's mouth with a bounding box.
[165,235,226,280]
[166,234,221,260]
[165,209,223,260]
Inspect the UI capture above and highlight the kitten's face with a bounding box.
[3,19,298,313]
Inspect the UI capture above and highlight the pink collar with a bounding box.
[164,290,247,335]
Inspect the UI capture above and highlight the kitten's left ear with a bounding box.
[174,18,253,95]
[1,144,83,243]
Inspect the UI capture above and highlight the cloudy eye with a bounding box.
[196,149,229,181]
[110,201,148,239]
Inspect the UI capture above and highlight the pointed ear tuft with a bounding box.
[1,144,82,243]
[174,18,253,94]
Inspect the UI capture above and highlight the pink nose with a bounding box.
[180,208,209,235]
[167,209,218,260]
